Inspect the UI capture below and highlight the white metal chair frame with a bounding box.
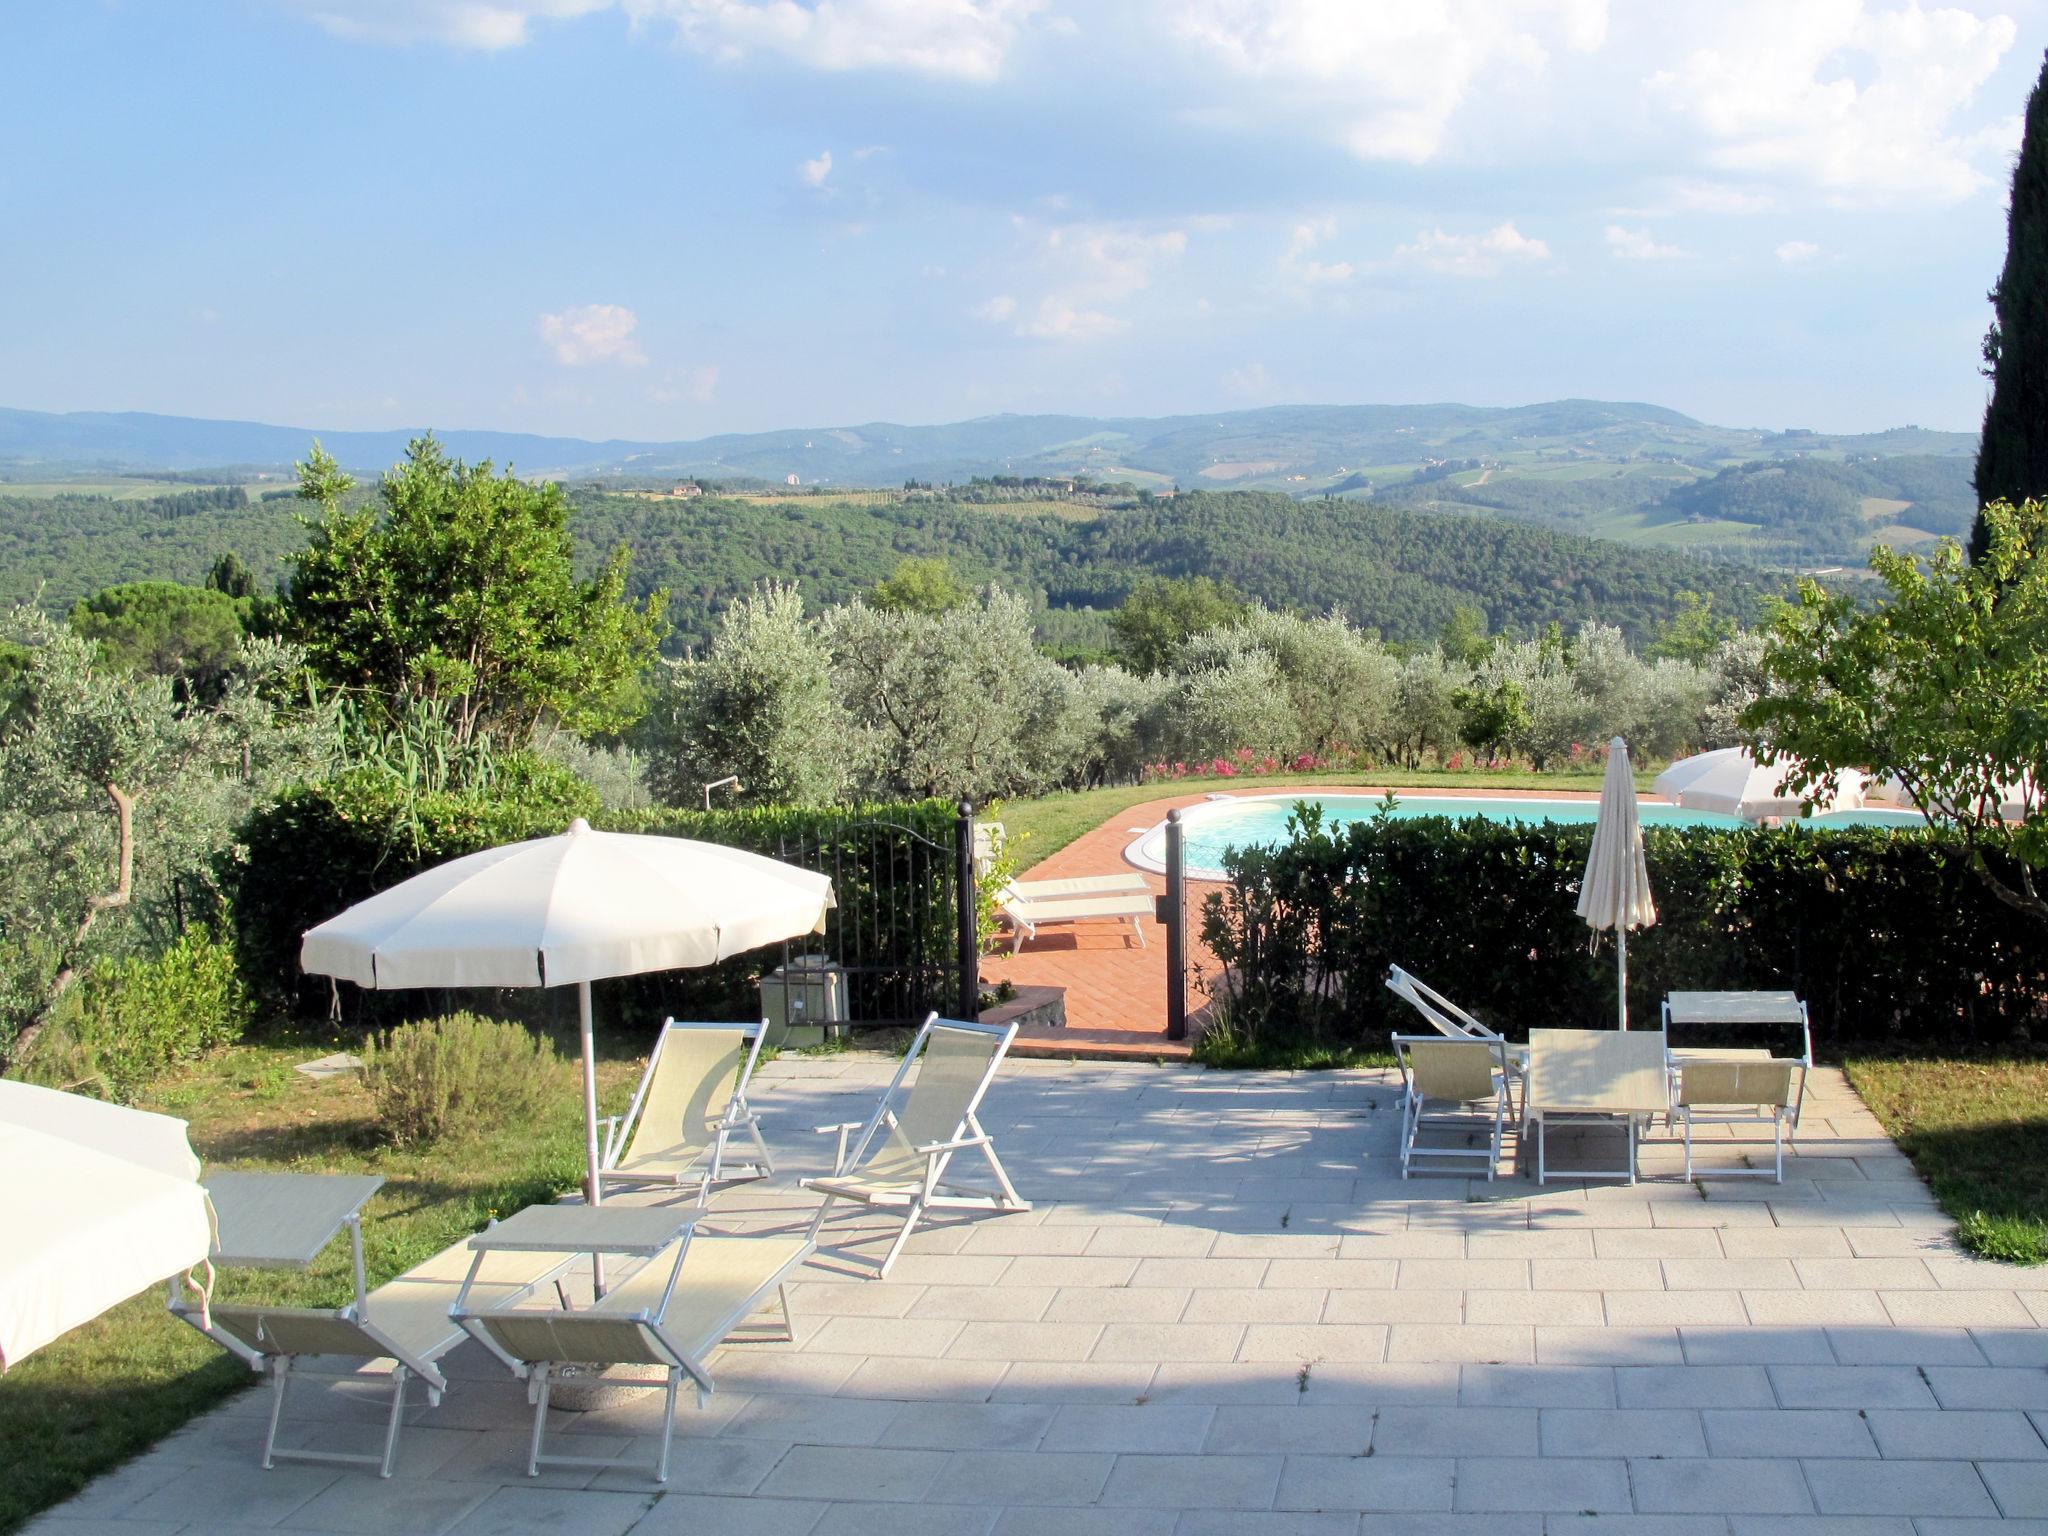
[1392,1034,1513,1181]
[802,1012,1030,1277]
[1672,1056,1804,1182]
[1385,965,1528,1118]
[599,1018,774,1203]
[1659,993,1814,1136]
[455,1220,812,1485]
[169,1216,565,1479]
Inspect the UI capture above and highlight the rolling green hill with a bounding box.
[0,481,1780,653]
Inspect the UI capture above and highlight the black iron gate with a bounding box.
[773,803,979,1028]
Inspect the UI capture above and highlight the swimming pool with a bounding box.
[1123,792,1926,880]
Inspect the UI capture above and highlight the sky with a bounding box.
[2,0,2044,440]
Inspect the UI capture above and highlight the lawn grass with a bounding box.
[997,767,1629,865]
[1843,1051,2048,1265]
[0,1028,642,1534]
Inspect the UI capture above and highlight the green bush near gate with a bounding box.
[231,777,965,1023]
[1200,802,2047,1056]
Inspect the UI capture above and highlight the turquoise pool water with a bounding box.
[1125,793,1925,879]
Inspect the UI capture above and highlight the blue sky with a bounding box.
[2,0,2044,439]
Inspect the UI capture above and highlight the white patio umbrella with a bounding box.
[1869,769,2038,821]
[300,819,835,1239]
[1577,737,1658,1030]
[1652,747,1866,822]
[0,1081,215,1370]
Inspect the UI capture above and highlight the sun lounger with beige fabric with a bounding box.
[173,1226,571,1478]
[803,1013,1028,1277]
[1524,1028,1670,1185]
[1385,965,1528,1113]
[1392,1034,1515,1181]
[457,1212,813,1485]
[1672,1056,1802,1182]
[599,1019,773,1202]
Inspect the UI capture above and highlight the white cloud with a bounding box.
[1223,360,1273,396]
[1394,221,1551,277]
[627,0,1042,81]
[970,294,1018,322]
[1002,222,1188,340]
[1646,0,2018,205]
[1166,0,1609,163]
[1776,239,1823,264]
[1604,224,1687,260]
[1020,300,1127,340]
[799,149,833,187]
[1283,219,1354,284]
[537,303,648,366]
[274,0,609,48]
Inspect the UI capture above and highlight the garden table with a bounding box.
[1525,1028,1670,1185]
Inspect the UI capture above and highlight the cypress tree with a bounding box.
[1973,50,2048,560]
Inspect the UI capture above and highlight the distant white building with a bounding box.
[785,473,800,486]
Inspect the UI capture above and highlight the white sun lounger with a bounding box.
[1525,1028,1670,1185]
[803,1013,1029,1277]
[1007,873,1151,899]
[600,1019,773,1202]
[1392,1035,1515,1180]
[1672,1056,1803,1182]
[457,1210,813,1485]
[173,1217,571,1478]
[1000,887,1151,952]
[1385,965,1528,1112]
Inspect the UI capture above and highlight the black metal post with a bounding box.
[955,800,980,1020]
[1165,807,1187,1042]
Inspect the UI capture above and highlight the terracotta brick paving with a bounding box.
[984,783,1606,1057]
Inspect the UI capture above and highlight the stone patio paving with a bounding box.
[30,1053,2048,1536]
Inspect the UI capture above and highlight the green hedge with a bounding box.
[63,931,253,1099]
[1200,804,2047,1053]
[231,770,963,1026]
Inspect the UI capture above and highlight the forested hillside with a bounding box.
[2,480,1779,651]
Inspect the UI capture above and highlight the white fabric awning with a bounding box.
[299,819,835,990]
[0,1082,213,1372]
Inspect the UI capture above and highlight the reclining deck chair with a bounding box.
[172,1232,569,1478]
[1392,1034,1515,1180]
[600,1019,773,1203]
[803,1013,1028,1277]
[1672,1056,1803,1182]
[1385,965,1527,1116]
[458,1224,813,1484]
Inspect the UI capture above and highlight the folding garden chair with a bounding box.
[802,1013,1029,1276]
[1392,1034,1515,1181]
[600,1019,773,1203]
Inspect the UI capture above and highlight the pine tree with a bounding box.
[1973,50,2048,560]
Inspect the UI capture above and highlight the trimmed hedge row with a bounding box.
[1199,804,2047,1052]
[231,767,962,1025]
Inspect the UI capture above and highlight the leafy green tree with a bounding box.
[1974,51,2048,561]
[205,551,258,599]
[68,581,245,696]
[640,584,849,807]
[1453,678,1531,763]
[1109,575,1248,673]
[285,437,668,746]
[1647,590,1738,663]
[1745,500,2047,920]
[871,557,970,615]
[1438,604,1491,668]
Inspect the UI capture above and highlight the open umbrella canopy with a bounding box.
[1869,769,2038,821]
[1577,737,1656,1029]
[301,819,834,989]
[0,1081,213,1371]
[1652,747,1866,822]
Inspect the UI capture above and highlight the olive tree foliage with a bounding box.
[1390,649,1466,767]
[0,605,335,1072]
[637,584,850,807]
[1746,500,2048,921]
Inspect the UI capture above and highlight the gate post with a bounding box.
[955,801,980,1021]
[1165,807,1187,1042]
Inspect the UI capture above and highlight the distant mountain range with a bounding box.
[0,399,1975,487]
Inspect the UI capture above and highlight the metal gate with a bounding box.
[773,806,979,1029]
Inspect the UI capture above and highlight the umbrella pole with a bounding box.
[579,980,605,1295]
[1616,928,1629,1031]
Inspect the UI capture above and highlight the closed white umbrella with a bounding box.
[1653,747,1866,822]
[300,818,834,1253]
[1577,737,1657,1030]
[0,1081,214,1370]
